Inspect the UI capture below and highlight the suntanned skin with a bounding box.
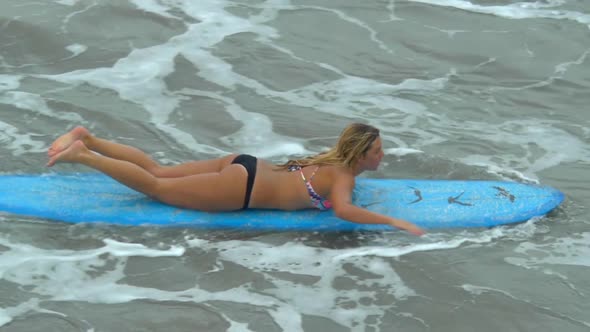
[47,126,425,236]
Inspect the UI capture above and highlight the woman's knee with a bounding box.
[146,165,166,177]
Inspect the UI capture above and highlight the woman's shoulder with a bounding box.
[320,164,354,178]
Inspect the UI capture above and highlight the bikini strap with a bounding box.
[299,166,320,183]
[308,166,320,181]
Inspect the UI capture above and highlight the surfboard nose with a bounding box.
[528,185,565,221]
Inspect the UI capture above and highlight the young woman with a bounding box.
[47,123,425,236]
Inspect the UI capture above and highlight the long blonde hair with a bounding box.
[276,123,380,169]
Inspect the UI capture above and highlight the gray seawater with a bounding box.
[1,1,589,331]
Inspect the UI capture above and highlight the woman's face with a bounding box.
[358,136,384,171]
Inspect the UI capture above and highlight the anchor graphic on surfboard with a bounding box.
[408,186,516,206]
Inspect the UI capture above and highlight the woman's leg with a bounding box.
[47,141,247,211]
[48,126,234,177]
[84,134,236,177]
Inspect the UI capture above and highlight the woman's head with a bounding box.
[277,123,383,171]
[334,123,382,169]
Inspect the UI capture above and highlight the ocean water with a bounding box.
[1,0,589,331]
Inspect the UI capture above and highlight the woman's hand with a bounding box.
[329,167,425,236]
[388,218,425,236]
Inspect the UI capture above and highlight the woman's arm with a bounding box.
[329,170,425,236]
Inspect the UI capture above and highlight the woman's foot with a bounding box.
[46,140,89,167]
[48,126,90,157]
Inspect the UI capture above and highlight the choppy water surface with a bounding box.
[1,1,589,331]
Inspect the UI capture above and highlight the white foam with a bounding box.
[65,43,88,57]
[0,75,21,92]
[101,238,185,257]
[183,237,419,328]
[55,0,80,5]
[0,91,84,122]
[130,0,179,19]
[0,236,290,328]
[176,88,309,158]
[449,117,590,178]
[507,232,590,268]
[333,239,470,260]
[332,220,542,261]
[0,237,184,285]
[34,0,457,164]
[0,298,42,327]
[382,0,404,22]
[464,160,539,183]
[408,0,590,28]
[385,147,424,157]
[281,75,448,118]
[0,120,47,155]
[38,44,185,138]
[182,226,540,329]
[38,0,299,157]
[0,221,543,330]
[37,0,457,159]
[16,0,588,173]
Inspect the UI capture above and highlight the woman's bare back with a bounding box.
[247,161,336,210]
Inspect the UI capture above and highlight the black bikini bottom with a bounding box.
[231,154,257,209]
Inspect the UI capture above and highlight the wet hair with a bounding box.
[276,123,380,169]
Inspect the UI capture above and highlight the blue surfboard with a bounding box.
[0,173,564,231]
